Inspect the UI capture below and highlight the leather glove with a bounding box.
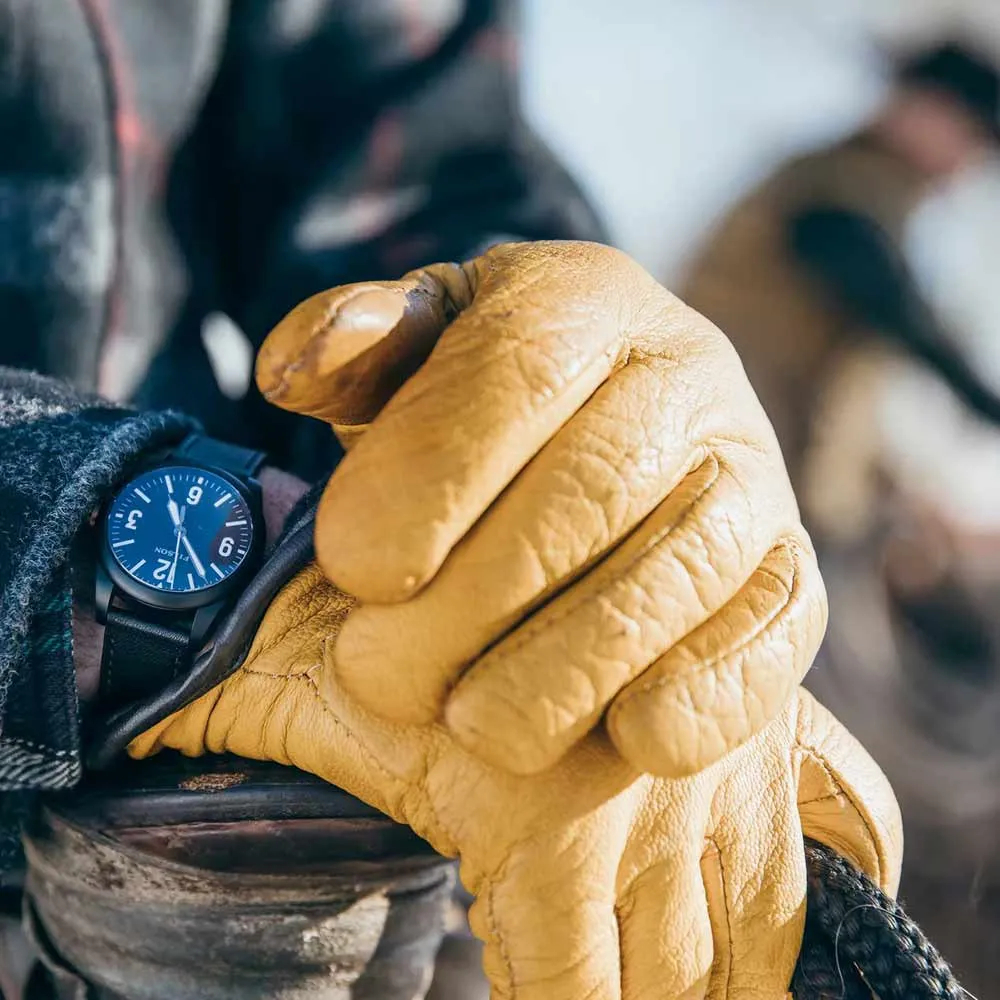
[134,567,900,1000]
[253,240,827,778]
[132,242,902,999]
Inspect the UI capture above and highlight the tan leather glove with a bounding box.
[254,240,827,778]
[132,242,901,999]
[134,566,900,1000]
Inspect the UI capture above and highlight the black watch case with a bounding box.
[96,461,264,648]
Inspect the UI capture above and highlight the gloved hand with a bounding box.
[134,566,900,1000]
[253,240,826,777]
[132,242,902,999]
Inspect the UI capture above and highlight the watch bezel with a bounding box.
[100,462,264,613]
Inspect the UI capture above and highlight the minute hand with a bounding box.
[181,533,207,578]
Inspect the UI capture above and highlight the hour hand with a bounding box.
[167,498,182,527]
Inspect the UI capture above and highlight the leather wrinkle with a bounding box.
[609,537,800,713]
[237,644,459,868]
[463,450,720,682]
[263,284,387,405]
[710,834,735,1000]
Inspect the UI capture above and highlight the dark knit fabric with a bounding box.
[792,842,966,1000]
[0,368,196,874]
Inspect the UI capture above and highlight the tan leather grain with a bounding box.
[133,565,901,1000]
[134,241,902,998]
[257,241,827,778]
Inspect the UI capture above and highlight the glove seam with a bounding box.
[615,837,735,999]
[707,835,735,1000]
[483,874,518,998]
[325,602,521,1000]
[243,659,464,866]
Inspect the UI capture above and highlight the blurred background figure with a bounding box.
[525,3,1000,993]
[681,39,1000,479]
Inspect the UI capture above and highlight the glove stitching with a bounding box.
[237,665,402,790]
[794,743,884,888]
[296,642,577,1000]
[243,659,463,864]
[706,834,735,1000]
[469,450,718,668]
[613,832,734,996]
[483,874,519,998]
[607,537,798,713]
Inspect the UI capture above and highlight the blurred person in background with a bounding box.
[680,38,1000,993]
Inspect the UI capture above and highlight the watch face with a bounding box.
[106,465,255,596]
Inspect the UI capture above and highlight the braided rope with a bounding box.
[792,841,967,1000]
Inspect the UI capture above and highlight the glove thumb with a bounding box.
[254,263,477,449]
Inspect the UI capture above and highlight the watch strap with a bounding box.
[98,434,266,712]
[172,434,266,478]
[100,610,191,711]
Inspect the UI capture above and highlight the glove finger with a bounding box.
[705,745,808,1000]
[607,532,826,778]
[313,241,676,604]
[333,331,789,723]
[437,450,800,772]
[615,842,714,1000]
[794,689,903,896]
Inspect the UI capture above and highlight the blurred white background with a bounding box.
[522,0,1000,283]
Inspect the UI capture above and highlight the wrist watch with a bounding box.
[96,434,267,709]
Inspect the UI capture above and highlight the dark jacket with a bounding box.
[0,0,604,871]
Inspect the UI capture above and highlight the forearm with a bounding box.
[73,466,310,703]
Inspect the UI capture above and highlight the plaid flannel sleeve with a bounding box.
[0,368,195,804]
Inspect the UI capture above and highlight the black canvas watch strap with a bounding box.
[172,435,266,478]
[101,611,191,710]
[99,435,265,710]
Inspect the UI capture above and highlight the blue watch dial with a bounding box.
[106,466,254,594]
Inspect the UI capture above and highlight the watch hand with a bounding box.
[167,497,182,528]
[181,533,207,578]
[167,526,183,587]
